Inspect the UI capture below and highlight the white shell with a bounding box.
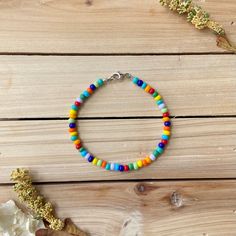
[0,200,45,236]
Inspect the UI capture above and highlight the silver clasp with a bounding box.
[103,72,132,83]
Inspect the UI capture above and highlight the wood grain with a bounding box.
[0,118,235,183]
[0,55,235,118]
[1,180,236,235]
[0,0,235,54]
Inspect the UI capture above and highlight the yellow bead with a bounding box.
[70,132,78,136]
[70,109,77,115]
[163,130,171,136]
[92,157,98,165]
[137,160,143,168]
[74,140,80,145]
[145,85,151,92]
[69,113,77,119]
[154,95,162,101]
[163,117,170,122]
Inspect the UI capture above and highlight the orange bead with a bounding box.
[69,113,77,119]
[74,139,81,145]
[87,88,93,94]
[69,128,76,132]
[164,126,170,131]
[145,85,151,93]
[101,161,107,168]
[145,157,152,164]
[142,159,148,166]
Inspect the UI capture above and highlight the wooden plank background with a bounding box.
[0,0,236,235]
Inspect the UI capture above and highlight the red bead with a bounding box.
[149,88,155,94]
[75,143,82,149]
[163,112,169,118]
[124,165,129,171]
[74,101,81,106]
[161,139,168,145]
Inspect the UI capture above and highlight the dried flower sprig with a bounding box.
[159,0,236,53]
[11,168,64,231]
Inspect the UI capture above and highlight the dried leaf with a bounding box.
[216,35,236,53]
[37,218,89,236]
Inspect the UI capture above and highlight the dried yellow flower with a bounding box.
[11,168,64,231]
[159,0,236,52]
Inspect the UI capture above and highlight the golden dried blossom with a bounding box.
[11,168,64,231]
[159,0,236,52]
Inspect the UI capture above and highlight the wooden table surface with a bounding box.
[0,0,236,235]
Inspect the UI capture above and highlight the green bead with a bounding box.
[97,159,102,166]
[152,91,158,98]
[79,147,85,152]
[133,162,139,170]
[128,163,134,170]
[153,149,160,157]
[71,104,78,111]
[68,118,75,123]
[97,79,104,86]
[94,81,99,88]
[161,108,168,113]
[80,94,86,101]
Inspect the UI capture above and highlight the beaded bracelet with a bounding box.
[68,72,171,172]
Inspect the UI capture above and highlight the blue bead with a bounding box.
[88,155,94,162]
[137,79,143,87]
[133,77,139,84]
[69,123,76,128]
[81,150,88,157]
[90,84,96,91]
[158,142,165,148]
[71,136,77,141]
[164,121,171,127]
[141,82,147,89]
[157,147,164,154]
[115,163,119,171]
[162,135,169,140]
[119,165,124,172]
[83,91,90,97]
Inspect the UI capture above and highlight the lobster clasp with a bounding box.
[104,72,132,83]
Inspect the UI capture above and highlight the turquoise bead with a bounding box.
[141,82,147,89]
[132,77,139,84]
[153,149,160,157]
[157,100,164,105]
[133,162,138,170]
[157,147,164,154]
[162,134,169,140]
[71,136,77,141]
[97,79,104,86]
[105,163,111,170]
[83,91,90,97]
[71,105,78,111]
[81,150,88,157]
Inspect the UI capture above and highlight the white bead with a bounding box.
[85,153,90,159]
[110,163,115,170]
[76,97,83,103]
[150,154,156,161]
[158,103,165,109]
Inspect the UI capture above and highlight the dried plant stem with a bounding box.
[159,0,236,53]
[11,168,64,231]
